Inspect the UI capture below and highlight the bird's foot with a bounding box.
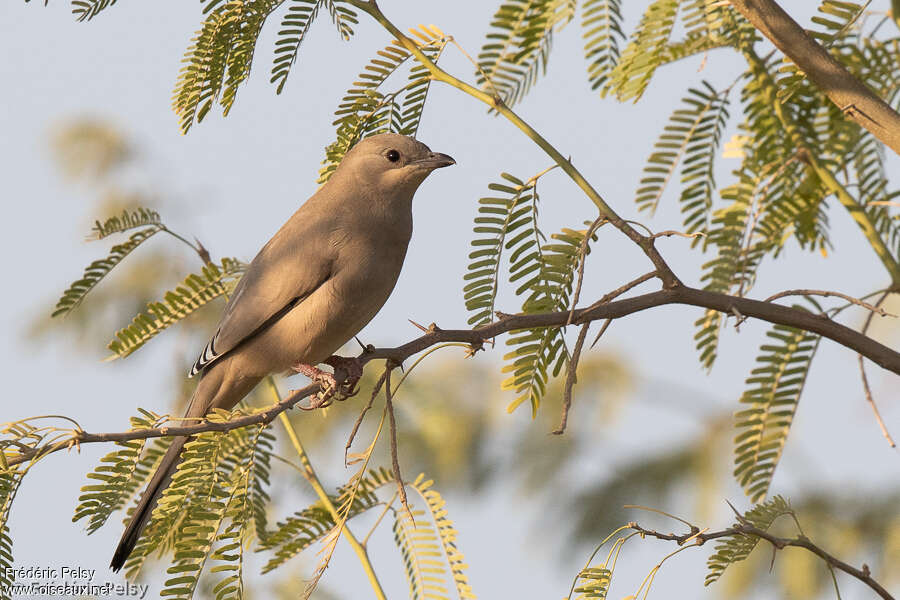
[292,363,339,407]
[292,358,362,406]
[324,355,363,398]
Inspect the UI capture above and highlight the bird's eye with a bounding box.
[386,149,401,163]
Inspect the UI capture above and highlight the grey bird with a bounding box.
[110,133,455,571]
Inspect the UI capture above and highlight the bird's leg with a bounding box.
[324,355,364,397]
[292,362,338,406]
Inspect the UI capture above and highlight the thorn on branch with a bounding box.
[464,342,483,358]
[194,238,211,265]
[590,318,612,349]
[408,318,429,333]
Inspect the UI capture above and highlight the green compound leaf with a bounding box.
[706,495,794,585]
[107,257,245,360]
[72,409,164,535]
[734,302,821,502]
[53,226,163,318]
[477,0,576,106]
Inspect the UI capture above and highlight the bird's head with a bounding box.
[333,133,455,197]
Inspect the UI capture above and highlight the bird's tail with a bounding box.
[109,433,188,572]
[109,361,261,572]
[110,368,222,572]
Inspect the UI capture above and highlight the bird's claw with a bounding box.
[324,355,364,398]
[292,362,340,407]
[293,357,363,406]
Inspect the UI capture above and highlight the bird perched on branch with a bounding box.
[110,133,455,571]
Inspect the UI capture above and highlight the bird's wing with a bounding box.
[189,216,334,377]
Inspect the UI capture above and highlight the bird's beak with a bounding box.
[412,152,456,170]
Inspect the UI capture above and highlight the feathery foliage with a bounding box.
[91,207,162,240]
[160,438,232,598]
[394,474,476,600]
[257,467,392,573]
[207,424,274,600]
[172,0,280,133]
[318,25,447,183]
[705,495,794,585]
[605,0,679,102]
[53,226,163,318]
[72,409,163,535]
[572,567,611,599]
[271,0,358,93]
[463,172,543,326]
[775,1,868,101]
[476,0,576,106]
[393,507,446,598]
[270,0,322,94]
[582,0,624,91]
[172,0,357,133]
[408,475,476,599]
[107,257,244,360]
[502,224,597,415]
[464,172,598,416]
[0,467,25,600]
[852,132,900,261]
[124,412,274,593]
[635,80,731,236]
[734,304,821,502]
[71,0,118,22]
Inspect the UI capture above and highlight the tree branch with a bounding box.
[364,286,900,375]
[628,521,894,600]
[729,0,900,157]
[7,283,898,469]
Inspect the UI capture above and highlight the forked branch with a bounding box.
[628,521,894,600]
[6,282,899,468]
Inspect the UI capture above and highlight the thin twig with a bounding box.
[553,322,590,435]
[859,358,895,448]
[446,36,503,102]
[345,368,387,465]
[627,521,894,600]
[567,215,608,326]
[362,492,398,548]
[159,226,211,265]
[267,380,387,600]
[583,271,659,313]
[763,288,896,318]
[384,367,412,524]
[858,291,897,448]
[648,229,706,241]
[624,504,697,531]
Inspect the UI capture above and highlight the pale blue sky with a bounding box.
[1,1,897,598]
